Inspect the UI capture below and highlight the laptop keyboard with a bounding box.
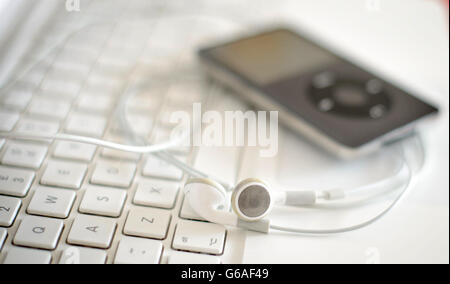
[0,3,245,264]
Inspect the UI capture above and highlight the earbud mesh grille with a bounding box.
[238,185,270,218]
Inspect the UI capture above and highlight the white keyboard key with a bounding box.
[44,68,85,87]
[56,47,97,66]
[51,57,93,77]
[123,207,171,240]
[91,161,136,188]
[97,54,134,72]
[142,156,183,181]
[14,215,64,250]
[65,113,107,138]
[86,71,123,92]
[41,160,87,189]
[134,179,179,209]
[51,59,91,77]
[67,214,116,249]
[0,228,6,251]
[166,83,204,107]
[40,77,81,99]
[180,197,206,221]
[0,109,20,131]
[114,236,162,264]
[28,97,71,120]
[126,92,161,113]
[3,247,52,264]
[15,118,60,135]
[1,142,48,169]
[0,166,35,197]
[173,220,226,255]
[168,252,221,264]
[81,81,119,97]
[79,186,127,217]
[2,89,33,111]
[27,186,76,218]
[23,65,48,86]
[53,141,97,162]
[59,246,107,264]
[0,196,22,226]
[76,93,114,113]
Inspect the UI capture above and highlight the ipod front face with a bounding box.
[199,28,439,149]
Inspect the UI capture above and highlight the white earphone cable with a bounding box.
[314,133,424,210]
[0,131,184,153]
[269,145,414,234]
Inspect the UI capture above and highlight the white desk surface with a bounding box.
[237,0,449,264]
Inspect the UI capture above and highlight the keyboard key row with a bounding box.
[3,244,220,264]
[0,158,173,200]
[2,216,226,263]
[1,158,147,200]
[0,152,182,194]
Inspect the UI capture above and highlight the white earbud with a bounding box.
[184,177,321,225]
[184,178,239,226]
[184,178,273,233]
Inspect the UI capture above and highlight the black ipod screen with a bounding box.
[200,28,439,148]
[207,29,340,86]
